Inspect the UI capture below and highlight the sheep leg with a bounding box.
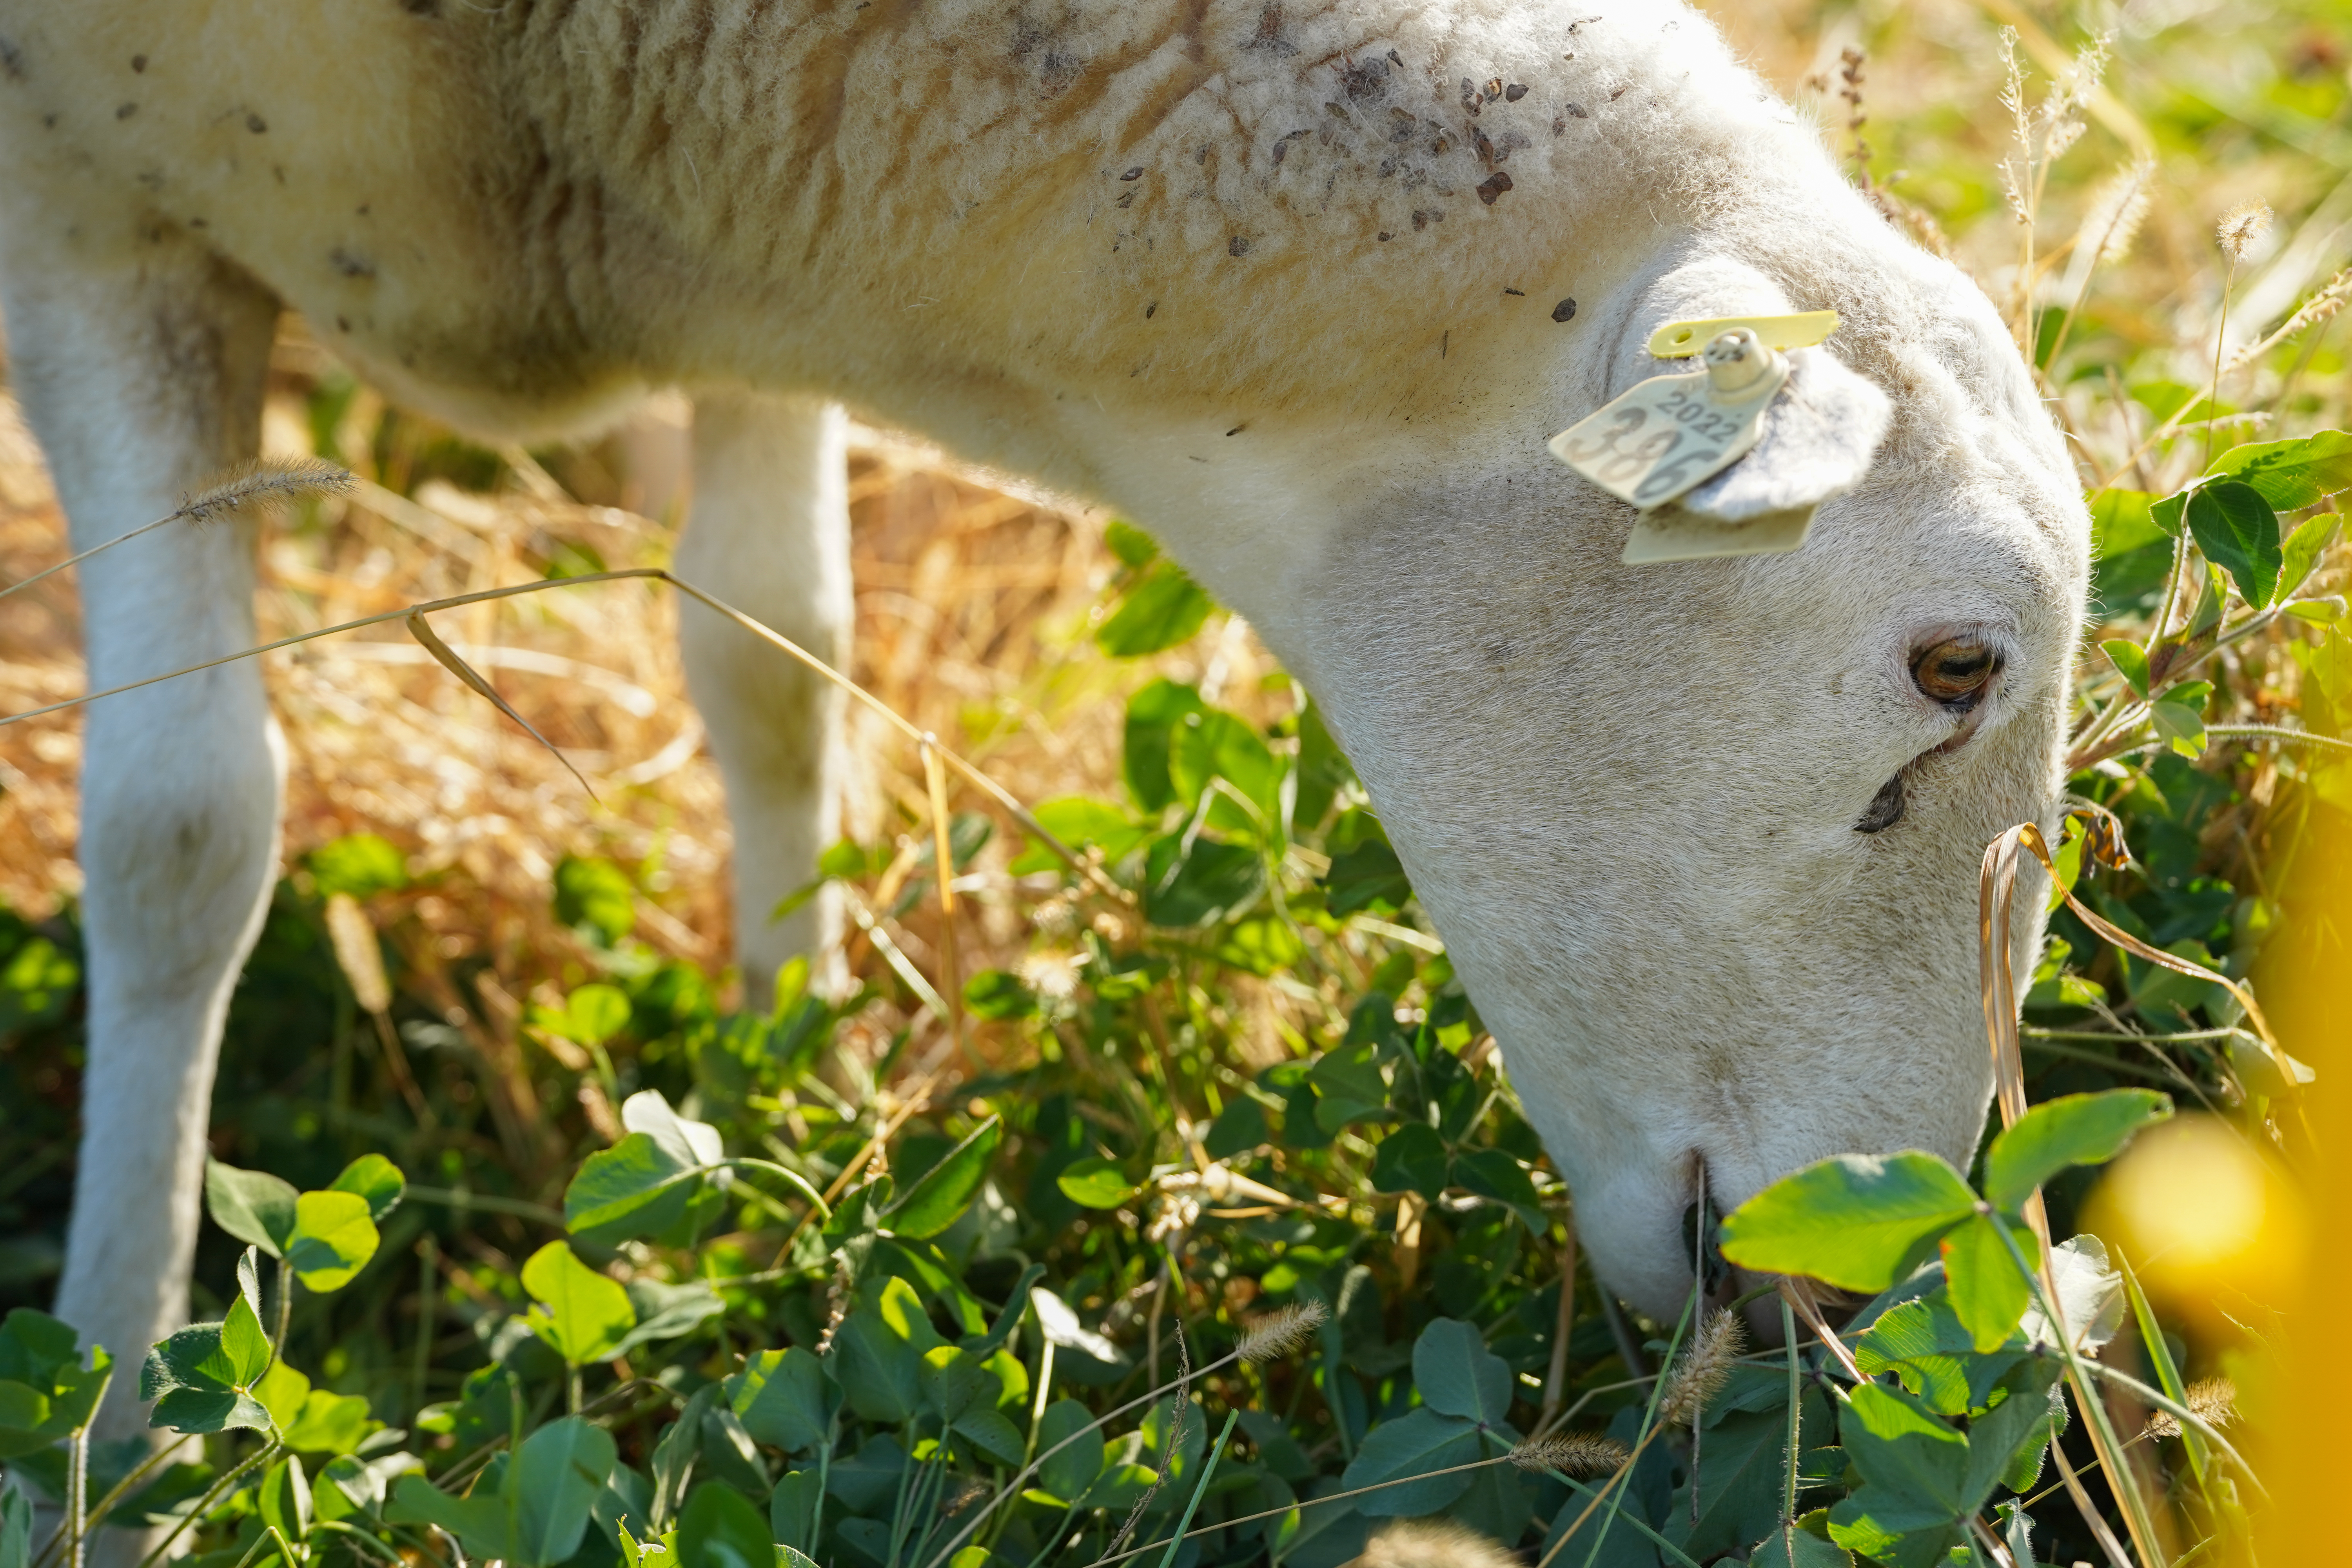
[674,392,855,1005]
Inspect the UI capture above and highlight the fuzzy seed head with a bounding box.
[1510,1432,1632,1475]
[1657,1308,1746,1427]
[2218,201,2274,261]
[2146,1376,2237,1439]
[1237,1299,1328,1362]
[177,456,355,524]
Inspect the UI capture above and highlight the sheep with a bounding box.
[0,0,2082,1437]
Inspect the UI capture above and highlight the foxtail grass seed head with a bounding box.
[178,456,355,524]
[1657,1308,1746,1427]
[1237,1300,1328,1362]
[2146,1376,2238,1439]
[2080,159,2154,265]
[1510,1433,1632,1475]
[324,892,392,1014]
[2217,201,2273,261]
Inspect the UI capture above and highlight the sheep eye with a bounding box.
[1912,637,2000,709]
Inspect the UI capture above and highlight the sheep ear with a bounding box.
[1624,347,1892,563]
[1612,259,1893,563]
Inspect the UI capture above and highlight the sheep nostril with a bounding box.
[1854,773,1906,833]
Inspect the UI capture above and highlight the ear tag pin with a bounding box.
[1546,310,1843,564]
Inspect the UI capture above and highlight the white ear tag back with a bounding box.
[1547,311,1844,565]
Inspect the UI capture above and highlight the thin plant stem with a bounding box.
[32,1435,193,1568]
[1780,1297,1801,1529]
[63,1425,86,1568]
[275,1258,294,1356]
[134,1441,281,1568]
[1535,1283,1697,1568]
[1154,1410,1237,1568]
[1989,1212,2170,1568]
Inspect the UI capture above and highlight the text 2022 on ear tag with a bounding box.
[1547,311,1843,564]
[1547,326,1788,509]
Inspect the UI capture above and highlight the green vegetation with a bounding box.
[4,5,2350,1566]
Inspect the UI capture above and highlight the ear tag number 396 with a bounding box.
[1546,310,1838,510]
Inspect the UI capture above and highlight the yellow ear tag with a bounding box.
[1546,325,1790,510]
[1644,310,1840,359]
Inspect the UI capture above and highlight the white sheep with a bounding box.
[0,0,2080,1439]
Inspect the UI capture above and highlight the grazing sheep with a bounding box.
[0,0,2082,1433]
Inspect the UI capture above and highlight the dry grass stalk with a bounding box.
[1656,1307,1746,1428]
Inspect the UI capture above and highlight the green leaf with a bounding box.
[884,1116,1002,1238]
[221,1291,273,1386]
[388,1473,513,1561]
[1854,1296,2024,1417]
[1205,1096,1268,1159]
[2205,430,2352,511]
[2,1476,32,1568]
[677,1479,772,1568]
[1938,1214,2035,1353]
[1142,835,1264,927]
[770,1467,822,1555]
[286,1189,379,1292]
[253,1360,312,1434]
[1339,1408,1483,1516]
[1123,680,1206,813]
[1321,836,1412,917]
[140,1298,270,1436]
[258,1455,312,1545]
[1097,562,1216,656]
[1751,1521,1854,1568]
[0,1311,108,1456]
[1309,1041,1387,1132]
[1827,1383,1967,1563]
[555,855,637,944]
[1370,1123,1448,1200]
[1028,796,1151,866]
[1054,1158,1134,1210]
[2149,488,2187,539]
[522,1242,637,1366]
[729,1347,833,1454]
[504,1417,616,1566]
[2151,681,2210,759]
[565,983,633,1046]
[1036,1400,1107,1502]
[1410,1319,1514,1428]
[1103,519,1160,568]
[282,1388,377,1454]
[2185,480,2283,607]
[961,969,1037,1020]
[307,833,408,900]
[1718,1152,1977,1292]
[1170,708,1281,826]
[206,1161,299,1258]
[2279,510,2341,604]
[329,1154,406,1222]
[829,1278,944,1424]
[1292,699,1356,833]
[2100,638,2150,697]
[565,1091,724,1247]
[1983,1090,2172,1212]
[1450,1148,1543,1232]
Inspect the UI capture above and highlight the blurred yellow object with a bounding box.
[2083,1116,2307,1332]
[2251,788,2349,1561]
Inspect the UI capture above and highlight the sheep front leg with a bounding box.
[0,227,281,1434]
[674,392,855,1005]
